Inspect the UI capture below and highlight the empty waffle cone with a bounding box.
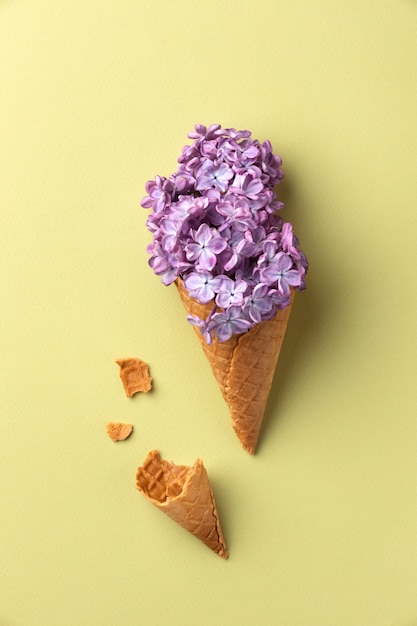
[136,449,227,559]
[176,279,294,454]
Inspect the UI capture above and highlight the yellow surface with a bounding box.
[1,1,417,624]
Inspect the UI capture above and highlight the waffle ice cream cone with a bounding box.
[136,450,227,559]
[176,279,294,454]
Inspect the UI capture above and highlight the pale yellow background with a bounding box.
[1,1,417,625]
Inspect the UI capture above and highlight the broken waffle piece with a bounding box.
[106,422,133,441]
[116,358,152,397]
[136,450,228,559]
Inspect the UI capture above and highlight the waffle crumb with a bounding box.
[106,422,133,441]
[116,358,152,397]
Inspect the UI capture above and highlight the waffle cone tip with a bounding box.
[136,450,228,559]
[176,279,294,453]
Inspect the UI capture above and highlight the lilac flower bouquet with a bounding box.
[141,124,308,344]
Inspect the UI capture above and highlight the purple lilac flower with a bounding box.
[244,283,273,323]
[221,138,260,167]
[232,171,264,200]
[268,288,292,309]
[222,127,251,141]
[281,222,303,261]
[215,278,247,309]
[187,309,216,345]
[260,141,284,185]
[159,218,183,252]
[209,307,252,342]
[183,271,221,304]
[187,124,223,141]
[141,176,170,211]
[148,242,188,286]
[184,224,227,271]
[224,231,259,272]
[261,252,303,296]
[172,195,208,222]
[216,195,255,232]
[195,161,234,193]
[142,124,308,342]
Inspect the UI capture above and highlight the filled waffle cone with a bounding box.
[176,278,294,454]
[136,450,227,559]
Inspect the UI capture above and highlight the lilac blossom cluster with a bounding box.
[141,124,308,343]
